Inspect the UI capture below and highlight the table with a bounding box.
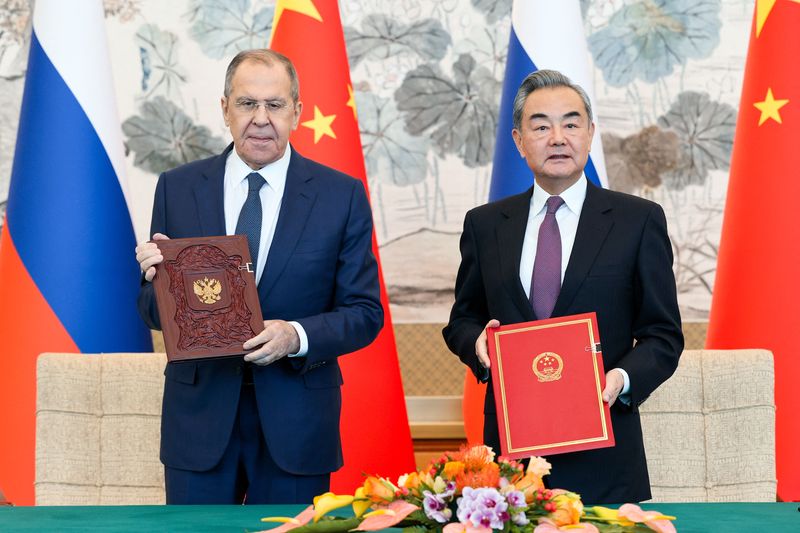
[0,503,797,532]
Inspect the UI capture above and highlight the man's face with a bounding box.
[221,60,302,170]
[512,86,595,194]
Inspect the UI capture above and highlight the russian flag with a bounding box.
[464,0,608,444]
[0,0,152,505]
[489,0,607,201]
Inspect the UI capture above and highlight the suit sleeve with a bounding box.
[136,172,167,331]
[294,180,383,369]
[616,203,684,406]
[442,211,491,381]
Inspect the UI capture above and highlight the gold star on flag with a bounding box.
[346,84,357,120]
[273,0,322,29]
[754,88,789,126]
[757,0,800,37]
[301,105,337,143]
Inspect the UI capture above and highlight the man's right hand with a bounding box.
[135,232,169,282]
[475,319,500,369]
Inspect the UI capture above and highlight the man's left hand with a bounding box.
[243,320,301,366]
[602,368,625,407]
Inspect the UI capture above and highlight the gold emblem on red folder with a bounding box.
[193,277,223,304]
[533,352,563,382]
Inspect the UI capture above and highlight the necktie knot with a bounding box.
[246,172,266,193]
[545,195,564,215]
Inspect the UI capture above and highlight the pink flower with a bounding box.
[257,505,314,533]
[618,503,677,533]
[533,518,599,532]
[442,522,493,533]
[533,519,599,532]
[355,500,419,531]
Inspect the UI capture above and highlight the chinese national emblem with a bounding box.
[193,277,223,304]
[533,352,564,382]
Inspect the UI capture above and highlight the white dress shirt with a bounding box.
[223,146,308,356]
[518,177,629,397]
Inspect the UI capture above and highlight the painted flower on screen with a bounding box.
[588,0,721,86]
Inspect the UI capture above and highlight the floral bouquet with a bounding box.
[259,445,676,533]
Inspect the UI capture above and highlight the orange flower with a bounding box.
[362,476,396,503]
[399,471,422,491]
[459,445,496,470]
[514,471,545,503]
[547,490,584,527]
[455,462,500,490]
[443,461,466,479]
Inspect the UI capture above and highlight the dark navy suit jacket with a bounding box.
[138,144,383,475]
[443,180,683,503]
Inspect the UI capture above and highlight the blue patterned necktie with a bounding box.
[531,195,565,319]
[235,172,266,266]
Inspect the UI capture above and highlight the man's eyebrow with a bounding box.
[528,110,583,121]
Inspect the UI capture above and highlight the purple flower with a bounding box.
[423,490,452,523]
[456,487,509,529]
[505,490,526,508]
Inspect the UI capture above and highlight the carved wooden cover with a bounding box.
[152,235,264,362]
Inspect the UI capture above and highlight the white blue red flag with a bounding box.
[0,0,152,505]
[489,0,607,200]
[465,0,608,445]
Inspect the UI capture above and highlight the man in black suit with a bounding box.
[443,70,683,503]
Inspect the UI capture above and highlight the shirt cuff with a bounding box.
[616,367,631,405]
[288,321,308,357]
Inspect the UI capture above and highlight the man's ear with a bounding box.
[511,129,525,158]
[221,96,230,127]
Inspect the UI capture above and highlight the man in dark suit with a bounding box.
[135,49,383,504]
[443,70,683,504]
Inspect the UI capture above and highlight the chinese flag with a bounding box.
[706,0,800,501]
[269,0,415,491]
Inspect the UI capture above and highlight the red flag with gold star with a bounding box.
[269,0,415,491]
[707,0,800,501]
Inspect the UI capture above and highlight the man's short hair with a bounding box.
[512,69,593,130]
[224,49,300,102]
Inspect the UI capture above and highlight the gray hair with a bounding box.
[512,69,593,130]
[224,49,300,102]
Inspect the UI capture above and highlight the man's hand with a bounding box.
[602,368,625,407]
[475,319,500,369]
[243,320,301,366]
[135,233,169,282]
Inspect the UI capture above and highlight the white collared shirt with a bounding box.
[223,145,290,283]
[222,145,308,356]
[519,176,587,297]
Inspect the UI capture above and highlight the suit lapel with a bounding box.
[553,183,614,316]
[497,189,536,321]
[193,144,232,236]
[258,150,317,298]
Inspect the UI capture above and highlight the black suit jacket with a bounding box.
[443,180,683,503]
[138,145,383,476]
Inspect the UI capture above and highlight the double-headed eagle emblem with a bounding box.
[193,277,222,304]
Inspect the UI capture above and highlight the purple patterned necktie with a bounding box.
[531,195,565,319]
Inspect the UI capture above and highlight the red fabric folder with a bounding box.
[488,312,614,459]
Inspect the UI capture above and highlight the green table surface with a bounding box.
[0,503,797,532]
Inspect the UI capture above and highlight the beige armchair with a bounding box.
[640,349,776,502]
[35,353,167,505]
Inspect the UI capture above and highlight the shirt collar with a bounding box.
[531,175,587,217]
[226,144,292,196]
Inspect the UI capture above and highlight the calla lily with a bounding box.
[354,500,419,531]
[533,519,599,532]
[313,492,355,522]
[442,522,492,533]
[617,504,676,533]
[586,506,634,526]
[258,505,314,533]
[352,487,371,518]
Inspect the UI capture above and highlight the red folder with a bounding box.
[488,312,614,459]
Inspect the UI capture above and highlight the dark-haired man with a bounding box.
[443,69,683,503]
